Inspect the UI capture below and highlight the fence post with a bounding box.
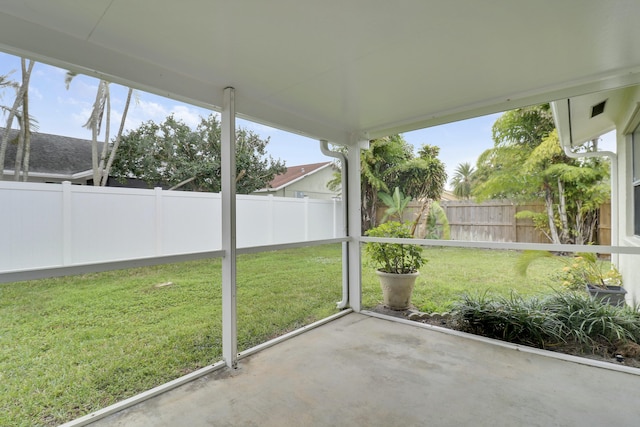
[267,195,274,244]
[62,181,72,266]
[304,196,309,241]
[155,187,163,256]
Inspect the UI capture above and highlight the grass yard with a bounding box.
[0,244,343,427]
[362,246,564,312]
[2,244,562,426]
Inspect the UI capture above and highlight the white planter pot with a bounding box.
[376,270,419,310]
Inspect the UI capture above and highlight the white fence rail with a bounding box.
[0,181,343,273]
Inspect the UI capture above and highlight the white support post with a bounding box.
[347,139,364,311]
[221,87,238,369]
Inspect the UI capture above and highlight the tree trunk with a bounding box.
[89,80,108,186]
[574,201,584,245]
[97,84,111,185]
[21,71,31,181]
[544,186,561,244]
[0,60,34,181]
[13,120,24,180]
[101,88,133,186]
[557,178,570,243]
[20,58,33,181]
[410,198,431,237]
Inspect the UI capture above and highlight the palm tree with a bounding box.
[450,162,475,200]
[0,59,35,181]
[65,72,133,186]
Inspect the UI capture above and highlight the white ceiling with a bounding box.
[1,1,640,145]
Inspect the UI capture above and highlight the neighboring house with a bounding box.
[0,128,95,184]
[253,161,339,200]
[552,86,640,306]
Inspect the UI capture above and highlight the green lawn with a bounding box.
[1,244,561,426]
[362,246,564,312]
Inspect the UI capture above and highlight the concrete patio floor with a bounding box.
[90,312,640,427]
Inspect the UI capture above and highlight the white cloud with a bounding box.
[57,96,89,107]
[170,105,203,128]
[71,107,92,128]
[133,99,169,121]
[28,86,43,101]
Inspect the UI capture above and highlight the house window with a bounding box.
[633,125,640,235]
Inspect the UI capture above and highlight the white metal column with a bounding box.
[221,87,237,368]
[347,139,365,311]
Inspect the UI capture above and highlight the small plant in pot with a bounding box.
[518,251,626,306]
[558,252,626,306]
[365,221,427,310]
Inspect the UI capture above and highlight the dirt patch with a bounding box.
[370,304,640,369]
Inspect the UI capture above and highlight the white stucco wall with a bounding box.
[254,166,340,200]
[614,86,640,306]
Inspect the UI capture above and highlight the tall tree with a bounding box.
[398,144,447,236]
[328,137,447,233]
[109,114,286,193]
[0,59,35,181]
[359,135,414,232]
[450,162,475,199]
[474,104,608,244]
[65,73,133,186]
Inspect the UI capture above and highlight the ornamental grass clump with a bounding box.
[364,221,426,274]
[452,291,640,354]
[544,292,640,347]
[452,292,566,348]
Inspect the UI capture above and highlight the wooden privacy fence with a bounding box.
[383,199,611,244]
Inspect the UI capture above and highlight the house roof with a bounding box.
[1,128,95,178]
[552,85,639,148]
[265,162,333,191]
[1,2,639,146]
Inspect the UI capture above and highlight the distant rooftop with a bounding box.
[267,162,332,190]
[1,128,97,176]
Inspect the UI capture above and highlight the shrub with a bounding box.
[452,292,566,348]
[364,221,426,274]
[557,253,622,290]
[452,291,640,352]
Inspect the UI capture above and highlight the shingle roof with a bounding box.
[267,162,332,190]
[1,128,98,176]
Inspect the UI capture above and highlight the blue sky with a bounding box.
[0,52,612,189]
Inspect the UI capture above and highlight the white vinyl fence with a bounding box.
[0,181,343,273]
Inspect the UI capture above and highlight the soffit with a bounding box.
[1,1,640,145]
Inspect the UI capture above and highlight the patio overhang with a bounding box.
[4,2,640,424]
[2,1,640,146]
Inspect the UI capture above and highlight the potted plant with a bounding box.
[518,251,626,306]
[559,252,626,306]
[364,221,427,310]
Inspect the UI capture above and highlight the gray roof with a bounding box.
[1,128,99,176]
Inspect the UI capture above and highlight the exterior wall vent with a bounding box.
[591,100,607,118]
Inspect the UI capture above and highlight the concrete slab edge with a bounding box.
[361,310,640,377]
[58,361,228,427]
[238,308,354,360]
[61,308,354,427]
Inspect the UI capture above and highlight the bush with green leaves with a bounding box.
[517,250,622,291]
[452,291,640,352]
[544,292,640,346]
[452,292,566,348]
[557,252,622,290]
[364,221,426,274]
